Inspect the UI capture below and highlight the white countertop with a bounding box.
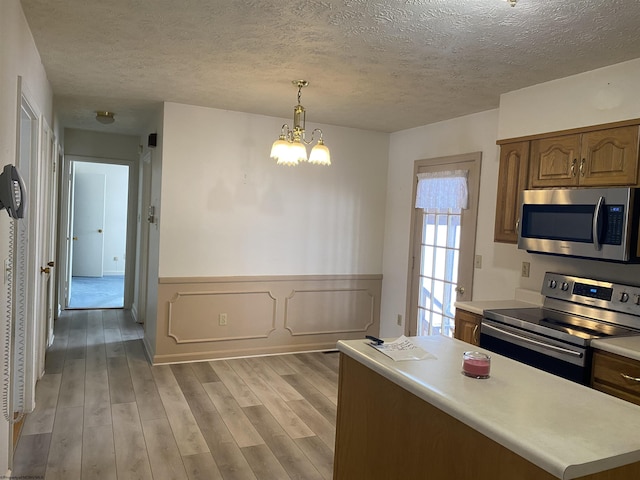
[337,335,640,480]
[592,336,640,362]
[455,299,538,316]
[455,288,543,315]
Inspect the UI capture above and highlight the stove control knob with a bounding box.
[620,292,630,303]
[548,280,557,289]
[561,282,569,291]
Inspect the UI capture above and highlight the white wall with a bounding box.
[0,0,53,474]
[498,58,640,139]
[158,102,389,277]
[381,58,640,337]
[73,162,129,275]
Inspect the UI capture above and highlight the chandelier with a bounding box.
[270,80,331,166]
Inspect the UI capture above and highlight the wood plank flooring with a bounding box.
[12,309,339,479]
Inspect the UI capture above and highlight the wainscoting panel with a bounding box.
[152,275,382,364]
[167,290,277,343]
[284,288,374,335]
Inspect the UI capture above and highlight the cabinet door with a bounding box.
[494,142,529,243]
[592,349,640,406]
[529,134,580,187]
[579,126,639,186]
[454,309,481,346]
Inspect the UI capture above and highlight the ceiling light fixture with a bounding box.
[95,111,115,124]
[270,80,330,167]
[505,0,517,6]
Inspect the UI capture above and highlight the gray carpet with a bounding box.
[68,275,124,309]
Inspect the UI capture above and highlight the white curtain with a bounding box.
[415,169,469,210]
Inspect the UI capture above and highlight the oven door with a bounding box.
[480,319,591,385]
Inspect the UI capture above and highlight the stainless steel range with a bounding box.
[481,272,640,385]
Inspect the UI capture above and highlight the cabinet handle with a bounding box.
[473,324,479,344]
[580,158,585,176]
[621,373,640,383]
[570,158,577,177]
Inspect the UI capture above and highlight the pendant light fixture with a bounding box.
[270,80,330,166]
[95,111,115,124]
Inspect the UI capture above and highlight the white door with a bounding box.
[72,172,106,277]
[407,153,481,337]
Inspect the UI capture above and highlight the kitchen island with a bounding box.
[334,336,640,480]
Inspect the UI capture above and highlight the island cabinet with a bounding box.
[494,141,529,243]
[591,349,640,406]
[334,337,640,480]
[453,308,481,345]
[529,125,639,188]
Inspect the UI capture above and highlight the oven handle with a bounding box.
[482,323,584,358]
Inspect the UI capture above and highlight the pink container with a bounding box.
[462,351,491,379]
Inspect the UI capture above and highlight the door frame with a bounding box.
[57,155,139,311]
[405,152,482,336]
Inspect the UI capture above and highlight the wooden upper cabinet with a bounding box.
[529,126,640,188]
[580,126,639,186]
[494,141,530,243]
[529,134,580,187]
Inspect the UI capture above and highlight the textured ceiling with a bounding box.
[19,0,640,136]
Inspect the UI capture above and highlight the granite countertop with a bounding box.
[337,335,640,480]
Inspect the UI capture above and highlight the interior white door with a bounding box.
[72,172,106,277]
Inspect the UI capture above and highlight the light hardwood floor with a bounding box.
[12,309,339,479]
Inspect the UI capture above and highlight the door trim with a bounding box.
[405,152,482,336]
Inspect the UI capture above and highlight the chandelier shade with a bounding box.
[270,80,331,167]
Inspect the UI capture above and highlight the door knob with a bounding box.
[72,236,78,240]
[455,286,465,295]
[40,267,50,274]
[98,229,103,233]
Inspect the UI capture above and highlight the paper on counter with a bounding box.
[369,335,436,361]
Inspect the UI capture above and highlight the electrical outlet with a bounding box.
[474,255,482,269]
[219,313,228,326]
[397,314,402,326]
[521,261,530,278]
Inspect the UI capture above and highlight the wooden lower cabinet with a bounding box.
[592,349,640,406]
[333,354,640,480]
[454,308,481,346]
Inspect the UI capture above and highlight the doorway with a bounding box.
[406,152,481,337]
[66,161,129,309]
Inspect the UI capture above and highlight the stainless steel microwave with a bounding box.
[518,187,639,262]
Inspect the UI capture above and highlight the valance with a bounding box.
[415,169,468,210]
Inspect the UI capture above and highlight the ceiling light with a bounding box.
[95,111,115,124]
[270,80,330,167]
[505,0,517,6]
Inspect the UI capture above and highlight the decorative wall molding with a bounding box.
[284,288,375,336]
[167,290,277,344]
[153,274,382,364]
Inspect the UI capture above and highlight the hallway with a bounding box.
[12,309,338,479]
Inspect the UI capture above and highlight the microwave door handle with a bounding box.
[592,196,605,251]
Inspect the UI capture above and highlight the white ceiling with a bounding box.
[19,0,640,136]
